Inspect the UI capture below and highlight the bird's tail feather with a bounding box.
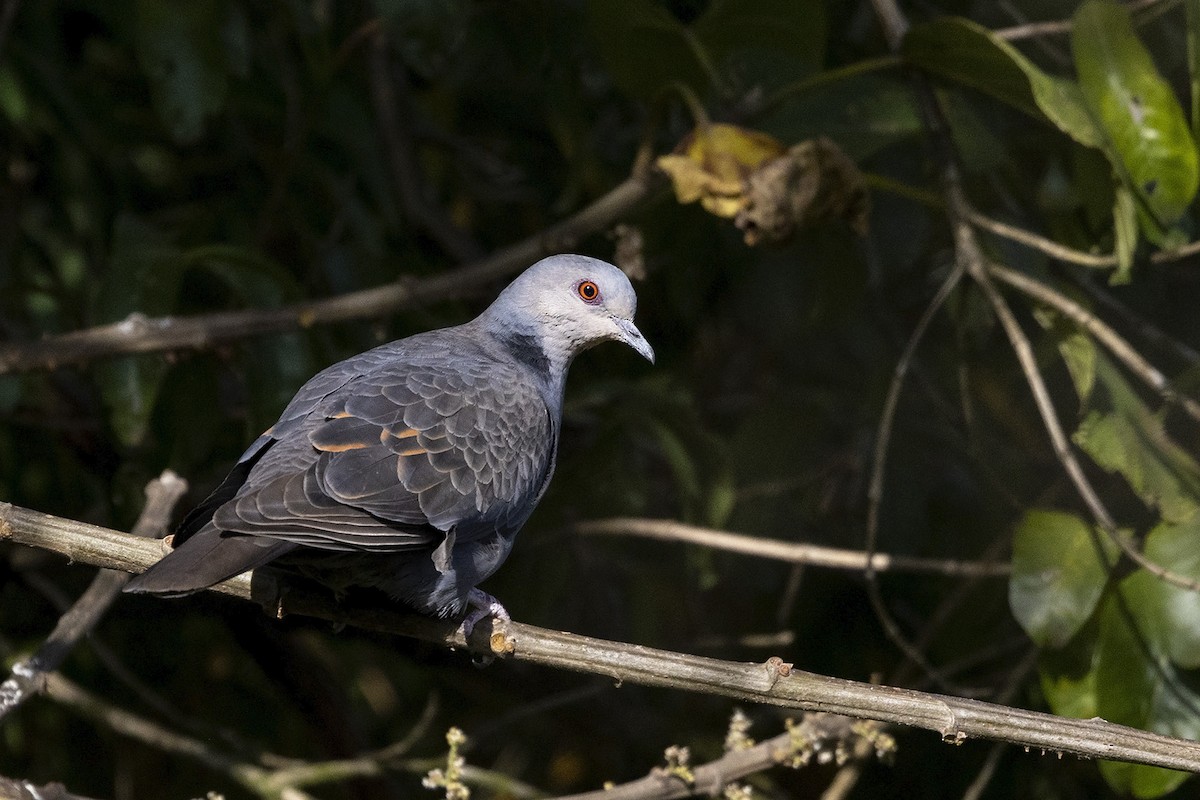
[124,528,297,596]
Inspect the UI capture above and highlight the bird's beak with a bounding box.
[616,318,655,364]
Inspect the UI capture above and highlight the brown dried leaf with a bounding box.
[735,137,871,245]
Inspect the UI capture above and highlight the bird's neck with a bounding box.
[483,319,572,405]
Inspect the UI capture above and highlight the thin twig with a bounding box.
[863,263,969,692]
[551,714,876,800]
[966,211,1116,268]
[5,505,1200,773]
[1072,276,1200,369]
[0,171,663,375]
[987,262,1200,424]
[45,668,538,799]
[968,208,1200,269]
[879,0,1200,597]
[971,235,1200,592]
[994,0,1166,40]
[0,470,186,720]
[576,518,1009,578]
[21,569,282,765]
[44,672,319,800]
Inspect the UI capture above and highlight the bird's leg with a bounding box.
[460,588,510,638]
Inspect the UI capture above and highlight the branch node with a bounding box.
[764,655,793,688]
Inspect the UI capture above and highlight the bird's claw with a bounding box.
[460,589,510,639]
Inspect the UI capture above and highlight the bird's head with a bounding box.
[483,254,655,369]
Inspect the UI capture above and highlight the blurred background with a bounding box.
[3,0,1200,798]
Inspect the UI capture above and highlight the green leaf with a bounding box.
[1095,581,1199,797]
[1032,301,1097,406]
[1112,182,1139,284]
[1038,617,1101,719]
[1072,0,1200,232]
[1073,355,1200,523]
[135,0,231,142]
[1009,509,1117,647]
[902,18,1104,148]
[1143,520,1200,668]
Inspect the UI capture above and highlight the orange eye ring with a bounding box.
[577,280,601,303]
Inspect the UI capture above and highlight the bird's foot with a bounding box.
[460,588,510,639]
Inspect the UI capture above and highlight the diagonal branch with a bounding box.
[987,262,1200,424]
[0,172,663,375]
[4,502,1200,773]
[0,471,186,720]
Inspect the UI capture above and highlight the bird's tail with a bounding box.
[124,527,297,596]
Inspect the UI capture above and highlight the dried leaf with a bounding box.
[735,137,871,245]
[657,123,786,217]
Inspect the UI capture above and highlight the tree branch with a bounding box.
[0,471,186,720]
[4,503,1200,774]
[0,776,101,800]
[0,171,663,375]
[551,714,889,800]
[987,262,1200,425]
[576,517,1009,578]
[967,208,1200,268]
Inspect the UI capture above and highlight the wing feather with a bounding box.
[198,335,554,553]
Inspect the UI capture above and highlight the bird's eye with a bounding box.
[577,280,601,304]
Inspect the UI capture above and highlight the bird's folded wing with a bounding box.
[207,360,553,552]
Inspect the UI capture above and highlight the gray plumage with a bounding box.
[124,254,654,622]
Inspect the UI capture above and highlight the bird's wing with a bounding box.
[209,352,555,552]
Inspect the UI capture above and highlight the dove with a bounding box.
[125,254,653,632]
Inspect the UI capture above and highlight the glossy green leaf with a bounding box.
[1096,581,1199,797]
[135,0,230,142]
[902,18,1103,148]
[1010,509,1117,647]
[1072,0,1200,231]
[1143,520,1200,668]
[1073,355,1200,524]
